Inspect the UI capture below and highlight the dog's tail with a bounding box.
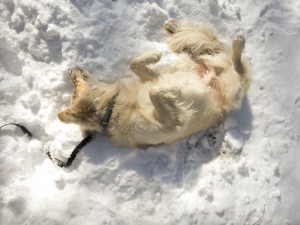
[166,23,225,58]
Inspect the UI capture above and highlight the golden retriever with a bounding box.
[58,20,251,148]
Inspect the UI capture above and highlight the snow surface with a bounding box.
[0,0,300,224]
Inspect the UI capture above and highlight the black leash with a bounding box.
[0,123,33,139]
[0,94,118,168]
[49,135,94,168]
[0,123,93,168]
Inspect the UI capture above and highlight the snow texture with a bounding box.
[0,0,300,224]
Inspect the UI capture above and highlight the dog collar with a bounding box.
[101,93,118,129]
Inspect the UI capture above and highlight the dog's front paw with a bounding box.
[232,34,245,52]
[163,20,181,35]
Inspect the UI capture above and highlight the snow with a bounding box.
[0,0,300,224]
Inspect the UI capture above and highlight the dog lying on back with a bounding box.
[58,20,251,148]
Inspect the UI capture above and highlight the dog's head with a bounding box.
[58,99,96,124]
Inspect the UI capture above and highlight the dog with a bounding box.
[58,20,251,148]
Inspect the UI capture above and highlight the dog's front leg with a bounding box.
[149,87,183,128]
[130,51,162,82]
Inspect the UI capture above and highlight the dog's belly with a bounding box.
[176,53,209,79]
[131,72,219,146]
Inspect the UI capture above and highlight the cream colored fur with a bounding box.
[58,20,251,148]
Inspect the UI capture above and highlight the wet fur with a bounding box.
[58,20,251,148]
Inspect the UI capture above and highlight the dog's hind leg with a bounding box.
[232,34,246,76]
[130,51,162,81]
[149,87,183,128]
[165,21,222,57]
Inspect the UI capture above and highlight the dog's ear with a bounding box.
[58,99,95,124]
[74,99,95,114]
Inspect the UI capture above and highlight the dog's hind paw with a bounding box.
[163,20,181,35]
[232,34,245,52]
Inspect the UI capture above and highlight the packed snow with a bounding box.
[0,0,300,224]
